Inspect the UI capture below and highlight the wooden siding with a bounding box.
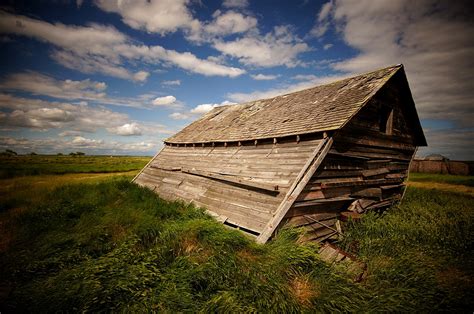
[283,81,418,242]
[134,137,325,235]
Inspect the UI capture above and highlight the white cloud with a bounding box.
[0,11,245,79]
[323,43,333,50]
[0,136,160,155]
[169,112,191,120]
[213,25,310,67]
[319,0,474,127]
[190,100,235,114]
[72,136,103,146]
[0,94,130,132]
[190,104,219,114]
[222,0,249,8]
[309,1,333,37]
[250,73,280,80]
[0,71,107,100]
[203,10,257,37]
[95,0,199,35]
[152,95,177,106]
[108,123,142,136]
[162,80,181,86]
[318,1,333,22]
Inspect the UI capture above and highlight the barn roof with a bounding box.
[166,65,406,144]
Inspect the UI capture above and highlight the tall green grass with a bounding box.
[0,178,473,312]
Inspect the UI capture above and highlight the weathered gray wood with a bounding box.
[256,137,333,244]
[182,168,280,192]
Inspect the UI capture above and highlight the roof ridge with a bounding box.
[204,64,403,112]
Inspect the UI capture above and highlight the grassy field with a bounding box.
[409,172,474,187]
[0,162,472,311]
[0,155,150,179]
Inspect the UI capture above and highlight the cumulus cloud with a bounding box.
[0,71,107,100]
[0,136,160,155]
[0,94,129,132]
[250,73,279,80]
[190,100,235,114]
[188,10,257,42]
[107,123,142,136]
[213,25,310,67]
[95,0,199,35]
[152,95,177,106]
[0,11,245,79]
[170,100,235,120]
[315,0,474,127]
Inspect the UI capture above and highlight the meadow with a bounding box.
[0,155,472,312]
[0,155,150,179]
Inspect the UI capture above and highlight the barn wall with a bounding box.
[134,137,324,235]
[284,80,417,242]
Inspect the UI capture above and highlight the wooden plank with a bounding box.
[182,168,280,192]
[351,187,382,200]
[362,168,389,178]
[292,197,354,208]
[321,177,404,188]
[150,165,181,171]
[162,178,183,186]
[256,137,333,244]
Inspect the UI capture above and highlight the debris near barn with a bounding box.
[133,64,426,244]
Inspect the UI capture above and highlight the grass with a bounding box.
[0,170,473,312]
[0,155,150,179]
[410,172,474,187]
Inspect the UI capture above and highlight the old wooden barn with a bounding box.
[133,64,426,244]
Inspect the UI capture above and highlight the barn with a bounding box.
[133,64,426,244]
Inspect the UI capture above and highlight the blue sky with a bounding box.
[0,0,472,159]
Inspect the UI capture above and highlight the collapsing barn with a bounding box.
[133,64,426,244]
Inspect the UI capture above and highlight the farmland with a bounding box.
[0,155,150,179]
[0,155,473,312]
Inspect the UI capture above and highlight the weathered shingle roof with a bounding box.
[166,65,402,144]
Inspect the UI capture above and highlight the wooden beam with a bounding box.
[149,165,181,171]
[256,137,333,244]
[182,168,280,193]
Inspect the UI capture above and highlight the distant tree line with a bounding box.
[0,150,86,156]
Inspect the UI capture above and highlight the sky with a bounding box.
[0,0,472,159]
